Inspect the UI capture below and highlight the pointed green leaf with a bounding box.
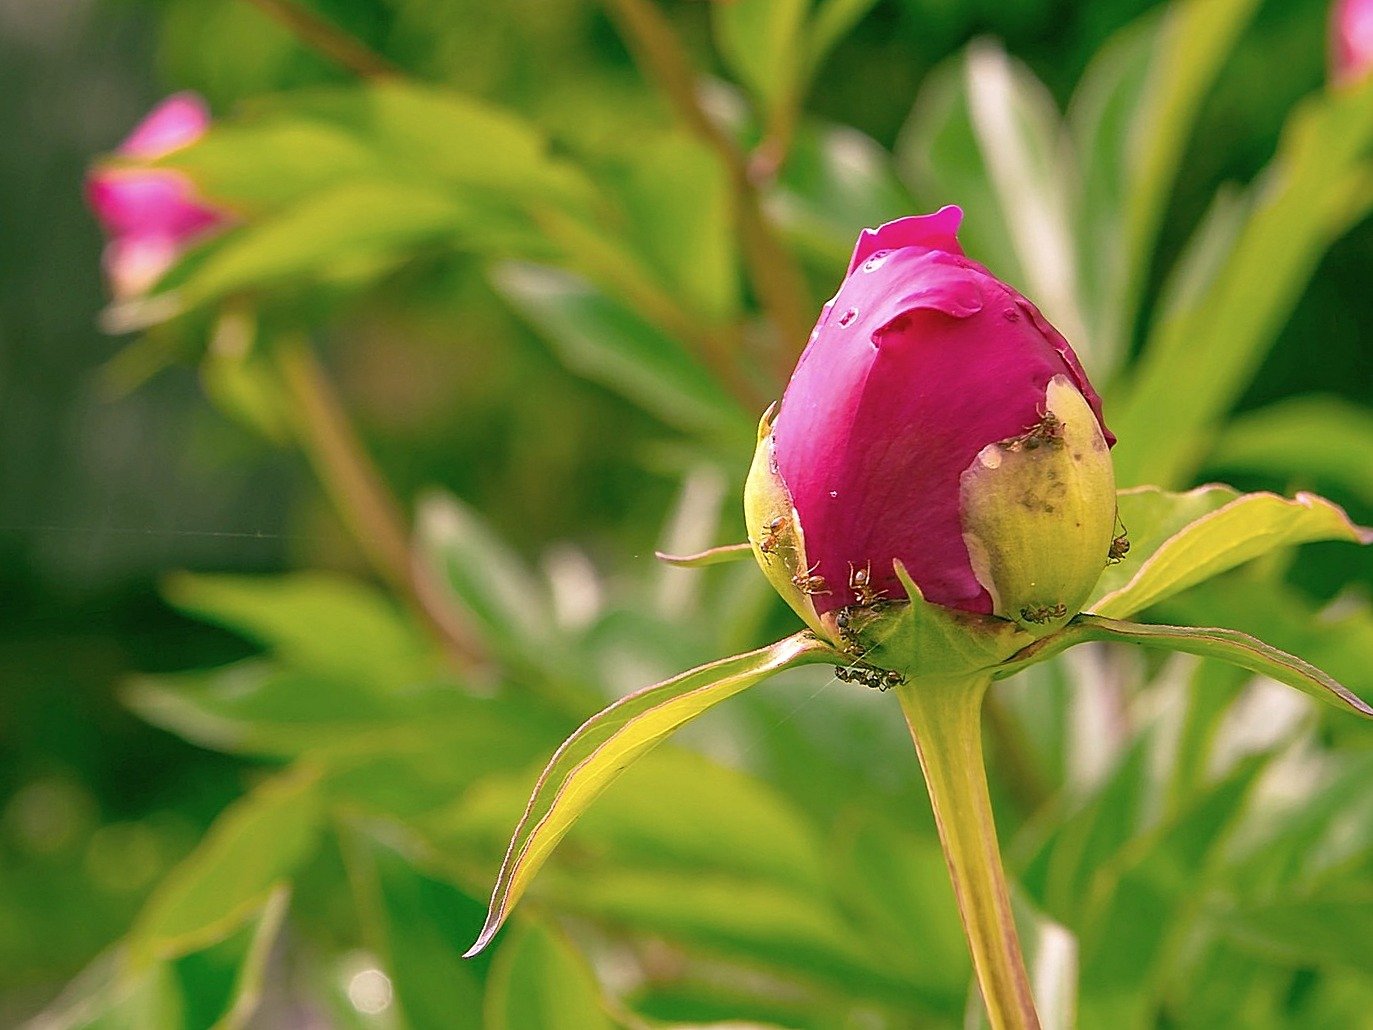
[483,922,613,1030]
[464,632,836,956]
[1089,486,1372,619]
[1052,615,1373,719]
[1110,75,1373,488]
[1070,0,1259,362]
[130,767,323,963]
[712,0,808,116]
[1208,394,1373,508]
[653,542,753,568]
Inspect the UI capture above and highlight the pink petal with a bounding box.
[85,169,225,241]
[846,205,965,276]
[119,92,211,159]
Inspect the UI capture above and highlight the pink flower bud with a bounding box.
[745,208,1117,642]
[85,93,227,299]
[1332,0,1373,85]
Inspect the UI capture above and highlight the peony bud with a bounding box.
[86,93,227,299]
[745,207,1116,657]
[1331,0,1373,85]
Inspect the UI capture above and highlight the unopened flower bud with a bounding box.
[746,207,1116,663]
[85,93,228,300]
[1332,0,1373,85]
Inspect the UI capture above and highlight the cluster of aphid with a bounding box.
[1005,410,1065,452]
[834,662,905,692]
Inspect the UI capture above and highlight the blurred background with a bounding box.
[2,0,1371,1026]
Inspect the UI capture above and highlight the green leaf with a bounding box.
[347,835,484,1030]
[611,133,739,321]
[806,0,880,78]
[1227,890,1373,976]
[166,181,475,309]
[171,887,288,1030]
[130,767,323,962]
[896,42,1087,365]
[491,262,750,441]
[25,953,182,1030]
[163,571,436,690]
[1045,615,1373,720]
[1207,394,1373,507]
[712,0,808,116]
[483,922,613,1030]
[1070,0,1259,362]
[413,491,562,672]
[775,121,915,267]
[463,632,836,956]
[1088,486,1372,619]
[1110,76,1373,488]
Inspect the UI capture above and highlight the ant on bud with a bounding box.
[1020,602,1068,624]
[791,562,831,596]
[1006,408,1065,452]
[756,514,789,563]
[1106,514,1130,565]
[847,561,887,607]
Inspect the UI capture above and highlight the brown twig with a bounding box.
[602,0,814,384]
[273,339,485,666]
[241,0,398,80]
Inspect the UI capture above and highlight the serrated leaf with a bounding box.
[483,922,612,1030]
[130,767,323,962]
[464,632,836,956]
[1088,487,1372,619]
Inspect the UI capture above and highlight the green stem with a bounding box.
[241,0,398,79]
[895,676,1040,1030]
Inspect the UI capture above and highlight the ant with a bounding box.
[1106,514,1130,565]
[756,514,788,563]
[791,562,830,596]
[847,561,887,607]
[1007,409,1064,452]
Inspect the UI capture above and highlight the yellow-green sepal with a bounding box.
[959,375,1117,638]
[743,404,827,639]
[839,561,1034,680]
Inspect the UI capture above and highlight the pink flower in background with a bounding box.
[1331,0,1373,84]
[765,206,1114,619]
[86,93,227,300]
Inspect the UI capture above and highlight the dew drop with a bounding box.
[861,249,893,273]
[838,308,859,327]
[829,490,838,498]
[1003,307,1021,322]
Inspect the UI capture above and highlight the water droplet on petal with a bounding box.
[829,490,838,498]
[838,308,858,327]
[861,249,893,273]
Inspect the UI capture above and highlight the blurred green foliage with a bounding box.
[2,0,1372,1026]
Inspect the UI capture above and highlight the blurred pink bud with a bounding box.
[86,93,227,299]
[1332,0,1373,85]
[756,207,1116,627]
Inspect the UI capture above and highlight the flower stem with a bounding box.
[273,338,485,666]
[895,676,1040,1030]
[241,0,398,80]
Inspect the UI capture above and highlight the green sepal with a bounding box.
[959,376,1117,637]
[837,561,1035,680]
[743,404,827,638]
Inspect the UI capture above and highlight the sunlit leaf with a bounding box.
[712,0,807,118]
[483,922,613,1030]
[163,571,437,689]
[1088,486,1372,619]
[130,767,323,962]
[491,262,750,441]
[896,42,1087,362]
[464,632,836,956]
[346,835,484,1030]
[1070,0,1259,363]
[1207,394,1373,507]
[1020,615,1373,719]
[1110,76,1373,487]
